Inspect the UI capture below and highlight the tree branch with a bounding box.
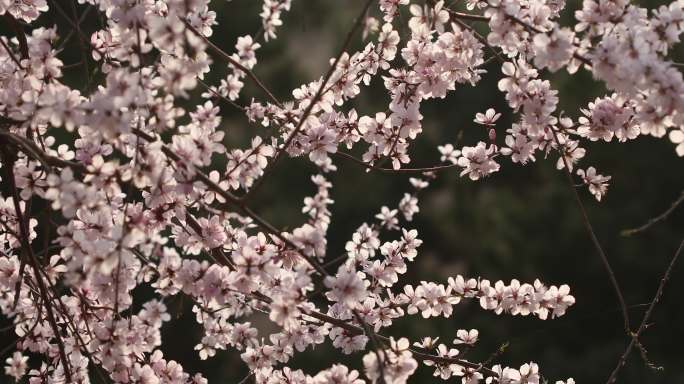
[241,0,376,202]
[606,239,684,383]
[621,190,684,237]
[550,128,631,333]
[0,150,73,382]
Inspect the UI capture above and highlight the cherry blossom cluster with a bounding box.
[402,276,574,320]
[1,0,681,382]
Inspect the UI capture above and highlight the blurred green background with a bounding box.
[4,0,684,383]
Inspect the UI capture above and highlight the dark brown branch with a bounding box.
[197,78,246,112]
[4,118,327,278]
[183,21,283,108]
[0,37,22,68]
[50,0,107,60]
[303,307,496,375]
[353,309,388,384]
[621,190,684,237]
[0,130,86,171]
[68,0,92,85]
[449,16,505,64]
[550,128,631,333]
[39,266,111,384]
[244,289,495,375]
[0,151,73,382]
[448,6,592,67]
[606,239,684,383]
[56,5,93,52]
[4,15,28,59]
[131,128,330,276]
[238,205,329,275]
[241,0,376,202]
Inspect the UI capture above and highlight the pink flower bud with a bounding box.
[488,128,497,142]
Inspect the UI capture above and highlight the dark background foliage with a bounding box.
[2,0,683,383]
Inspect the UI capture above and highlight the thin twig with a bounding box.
[3,14,28,61]
[131,128,330,276]
[243,290,495,375]
[450,16,505,64]
[550,129,631,333]
[606,239,684,384]
[0,130,86,171]
[56,5,93,52]
[50,0,106,60]
[448,6,592,67]
[0,37,22,68]
[197,78,246,112]
[0,152,73,382]
[335,151,459,173]
[302,307,496,375]
[68,0,92,85]
[353,310,387,384]
[184,21,283,108]
[447,10,490,22]
[237,371,255,384]
[241,0,376,202]
[621,190,684,237]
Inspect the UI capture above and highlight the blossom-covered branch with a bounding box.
[0,0,682,383]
